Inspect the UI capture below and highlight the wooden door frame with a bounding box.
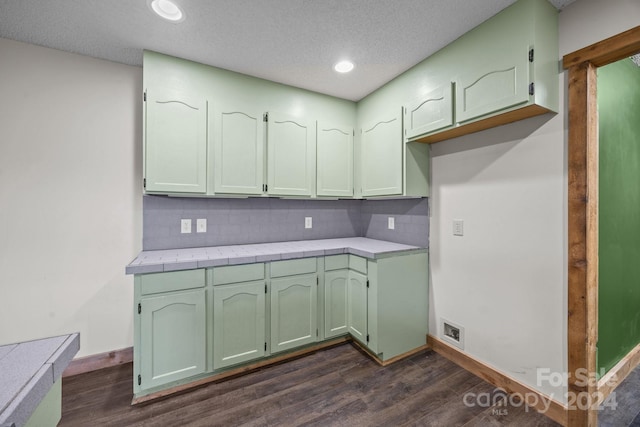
[563,26,640,427]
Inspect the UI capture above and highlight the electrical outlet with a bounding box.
[181,219,192,234]
[388,217,395,230]
[305,217,312,229]
[196,218,207,233]
[453,219,464,236]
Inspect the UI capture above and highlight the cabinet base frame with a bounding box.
[415,104,551,144]
[350,339,431,367]
[132,336,350,405]
[132,335,432,405]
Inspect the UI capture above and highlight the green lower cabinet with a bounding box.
[324,269,349,338]
[270,273,318,353]
[132,252,428,398]
[213,281,266,369]
[347,270,368,345]
[367,252,429,361]
[139,288,207,390]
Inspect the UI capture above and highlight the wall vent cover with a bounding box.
[441,318,465,350]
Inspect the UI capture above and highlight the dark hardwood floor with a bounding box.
[60,343,560,426]
[599,364,640,427]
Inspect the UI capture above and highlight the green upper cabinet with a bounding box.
[316,123,354,197]
[139,288,207,390]
[144,89,208,194]
[211,106,264,195]
[455,48,530,124]
[359,0,558,145]
[404,83,454,141]
[266,112,316,197]
[143,50,356,198]
[360,111,403,197]
[270,273,318,353]
[213,280,266,369]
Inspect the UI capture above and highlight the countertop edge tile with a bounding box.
[164,261,199,272]
[127,238,426,275]
[45,333,80,382]
[228,256,257,265]
[197,259,229,268]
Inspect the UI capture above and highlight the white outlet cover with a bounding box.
[181,219,192,234]
[196,218,207,233]
[388,217,395,230]
[453,219,464,236]
[305,217,312,229]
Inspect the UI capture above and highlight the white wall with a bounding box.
[0,38,142,357]
[0,0,637,372]
[429,0,639,403]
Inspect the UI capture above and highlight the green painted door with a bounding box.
[213,280,266,369]
[270,273,318,353]
[317,124,353,197]
[324,269,349,338]
[455,47,530,123]
[404,83,454,141]
[267,112,315,196]
[347,270,368,344]
[212,106,264,195]
[139,289,206,390]
[361,111,403,197]
[145,90,207,193]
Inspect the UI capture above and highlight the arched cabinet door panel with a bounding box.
[145,90,207,194]
[266,112,316,197]
[317,124,353,197]
[361,112,403,197]
[213,280,266,369]
[139,289,206,390]
[212,106,264,195]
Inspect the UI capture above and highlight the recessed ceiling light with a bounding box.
[334,60,355,73]
[149,0,184,22]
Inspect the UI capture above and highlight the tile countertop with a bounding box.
[0,334,80,427]
[126,237,426,275]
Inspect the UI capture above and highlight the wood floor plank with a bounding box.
[59,343,563,427]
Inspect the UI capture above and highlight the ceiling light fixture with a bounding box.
[149,0,184,22]
[334,60,355,73]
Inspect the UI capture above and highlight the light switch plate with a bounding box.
[305,217,312,229]
[388,217,395,230]
[181,219,192,234]
[196,218,207,233]
[453,219,464,236]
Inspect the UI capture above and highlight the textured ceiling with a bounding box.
[0,0,576,101]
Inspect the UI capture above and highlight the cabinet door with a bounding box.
[212,107,264,195]
[213,281,266,369]
[361,112,403,197]
[347,270,368,344]
[324,270,349,338]
[145,90,207,193]
[404,83,454,141]
[270,273,317,353]
[139,289,206,390]
[317,124,353,197]
[455,49,530,123]
[267,112,316,196]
